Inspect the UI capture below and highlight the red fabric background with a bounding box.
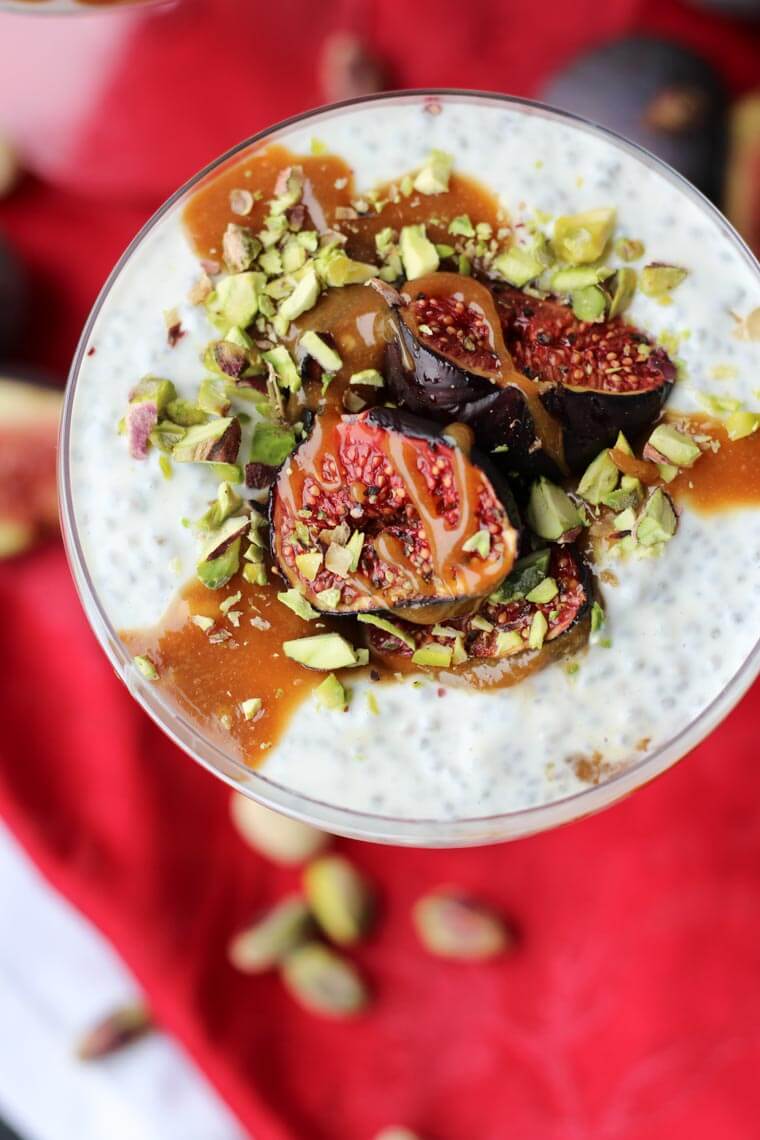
[1,2,760,1138]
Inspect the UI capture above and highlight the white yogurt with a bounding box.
[66,95,760,822]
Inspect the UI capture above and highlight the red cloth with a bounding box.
[2,3,760,1138]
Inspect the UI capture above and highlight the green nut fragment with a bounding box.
[448,214,475,237]
[491,548,551,603]
[492,244,546,287]
[639,263,688,297]
[129,375,177,412]
[551,265,612,292]
[208,271,265,330]
[346,530,364,571]
[470,614,494,632]
[315,587,341,610]
[242,562,267,585]
[198,377,232,417]
[303,854,375,946]
[411,643,453,668]
[495,630,524,657]
[149,420,186,452]
[636,488,677,547]
[647,424,701,468]
[528,609,549,650]
[590,601,605,633]
[349,369,384,388]
[263,344,301,392]
[249,421,296,466]
[412,890,511,960]
[525,576,558,604]
[134,654,158,681]
[577,448,619,505]
[399,224,439,279]
[278,589,319,621]
[222,223,261,272]
[413,149,453,195]
[614,431,633,456]
[357,613,416,649]
[191,614,214,632]
[526,477,582,540]
[615,237,645,262]
[314,673,348,711]
[571,284,607,323]
[197,538,241,590]
[607,267,637,319]
[210,462,243,484]
[277,266,320,326]
[295,551,323,581]
[240,697,263,720]
[602,478,641,511]
[726,411,760,441]
[613,507,637,532]
[228,896,313,974]
[299,330,343,373]
[281,942,369,1018]
[657,463,679,483]
[283,632,365,670]
[230,794,330,865]
[173,417,239,464]
[317,248,377,288]
[196,514,248,589]
[461,528,491,558]
[198,481,243,531]
[165,398,206,427]
[325,541,353,577]
[552,207,616,264]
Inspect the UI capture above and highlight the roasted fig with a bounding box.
[363,544,592,673]
[540,36,728,202]
[0,378,62,558]
[495,287,676,471]
[270,407,520,620]
[387,271,565,476]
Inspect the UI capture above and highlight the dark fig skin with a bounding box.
[493,286,676,472]
[364,543,593,675]
[540,36,728,203]
[386,272,564,477]
[269,406,521,622]
[541,383,672,471]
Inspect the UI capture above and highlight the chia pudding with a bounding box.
[63,94,760,832]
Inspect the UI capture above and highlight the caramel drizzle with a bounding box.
[279,411,514,606]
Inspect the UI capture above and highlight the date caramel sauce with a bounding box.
[123,147,760,766]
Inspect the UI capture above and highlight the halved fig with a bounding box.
[364,544,592,672]
[0,378,62,558]
[270,407,520,619]
[387,272,564,477]
[494,286,676,471]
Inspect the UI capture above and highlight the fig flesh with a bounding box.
[270,406,520,619]
[494,286,676,471]
[387,272,564,475]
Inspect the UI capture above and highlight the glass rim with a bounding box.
[59,88,760,847]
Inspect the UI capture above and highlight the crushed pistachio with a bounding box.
[241,697,263,720]
[278,589,319,621]
[413,149,453,195]
[315,673,347,710]
[590,601,605,633]
[349,369,384,387]
[461,528,491,558]
[357,613,415,649]
[134,654,158,681]
[192,614,214,632]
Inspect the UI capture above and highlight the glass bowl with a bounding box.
[59,90,760,847]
